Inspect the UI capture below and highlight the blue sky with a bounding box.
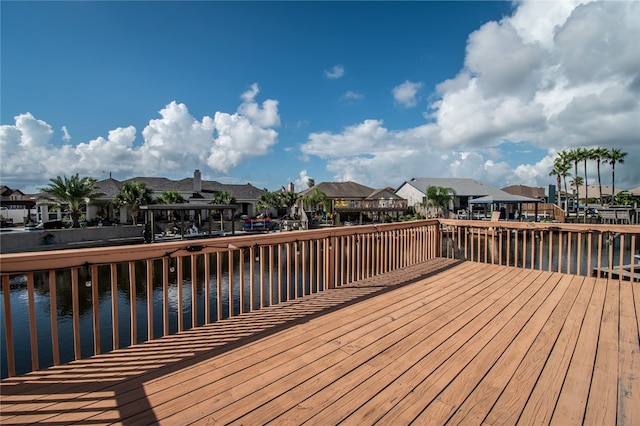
[2,0,639,194]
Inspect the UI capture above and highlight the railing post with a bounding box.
[436,222,443,258]
[326,236,336,289]
[2,275,16,377]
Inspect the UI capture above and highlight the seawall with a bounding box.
[0,225,144,253]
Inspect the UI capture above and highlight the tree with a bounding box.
[278,190,300,217]
[302,186,327,212]
[158,190,185,204]
[549,158,565,209]
[210,190,235,205]
[256,190,282,216]
[210,191,236,228]
[613,190,636,206]
[307,178,315,188]
[113,181,153,225]
[423,186,456,218]
[570,175,584,209]
[38,174,104,228]
[580,147,595,223]
[565,149,581,213]
[558,150,573,210]
[157,190,185,221]
[592,147,609,205]
[606,148,627,205]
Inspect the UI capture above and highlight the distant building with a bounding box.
[395,177,509,216]
[0,186,37,225]
[501,185,546,200]
[29,170,266,225]
[297,181,407,225]
[89,170,266,224]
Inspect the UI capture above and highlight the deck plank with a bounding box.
[445,273,584,425]
[487,275,593,425]
[550,273,608,425]
[0,258,637,426]
[617,279,640,426]
[294,266,526,425]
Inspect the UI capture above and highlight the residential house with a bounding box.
[298,181,407,225]
[33,170,266,225]
[395,177,510,217]
[0,186,37,225]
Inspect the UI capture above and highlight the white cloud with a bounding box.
[0,85,280,189]
[61,126,71,142]
[301,0,640,190]
[292,169,313,190]
[324,65,345,79]
[392,80,423,108]
[341,91,364,101]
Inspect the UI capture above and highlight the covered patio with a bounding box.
[467,193,542,221]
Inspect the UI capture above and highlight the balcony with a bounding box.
[1,220,638,424]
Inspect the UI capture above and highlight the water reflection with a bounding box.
[1,248,322,378]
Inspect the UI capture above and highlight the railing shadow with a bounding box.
[0,258,460,425]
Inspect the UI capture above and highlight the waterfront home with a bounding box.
[88,170,266,224]
[297,181,408,225]
[396,177,512,216]
[0,186,37,225]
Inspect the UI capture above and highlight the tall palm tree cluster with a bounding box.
[549,147,627,211]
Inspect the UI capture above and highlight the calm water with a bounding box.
[1,250,318,378]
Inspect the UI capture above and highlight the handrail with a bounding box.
[439,219,639,279]
[0,220,440,378]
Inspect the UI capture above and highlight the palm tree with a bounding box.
[564,149,581,213]
[157,190,185,221]
[302,186,327,213]
[210,190,235,205]
[570,176,584,211]
[424,186,456,218]
[606,148,627,205]
[210,191,236,228]
[278,190,300,217]
[580,147,596,223]
[38,174,104,228]
[558,150,573,210]
[549,158,564,209]
[592,147,609,205]
[114,181,153,225]
[158,190,185,204]
[256,190,283,216]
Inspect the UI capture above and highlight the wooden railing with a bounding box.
[439,219,640,280]
[0,220,440,378]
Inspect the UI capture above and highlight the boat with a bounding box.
[242,218,273,232]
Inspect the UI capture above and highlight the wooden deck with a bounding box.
[1,258,638,425]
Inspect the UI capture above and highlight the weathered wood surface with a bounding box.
[1,258,638,425]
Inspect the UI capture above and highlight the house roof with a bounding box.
[95,175,265,202]
[95,178,123,199]
[575,184,619,199]
[468,194,541,204]
[367,188,404,201]
[501,185,546,199]
[298,181,376,199]
[402,178,507,198]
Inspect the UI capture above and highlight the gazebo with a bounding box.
[140,203,238,242]
[468,194,542,221]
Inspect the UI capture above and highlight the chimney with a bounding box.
[288,182,295,193]
[194,169,202,193]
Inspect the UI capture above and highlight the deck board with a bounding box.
[1,258,638,425]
